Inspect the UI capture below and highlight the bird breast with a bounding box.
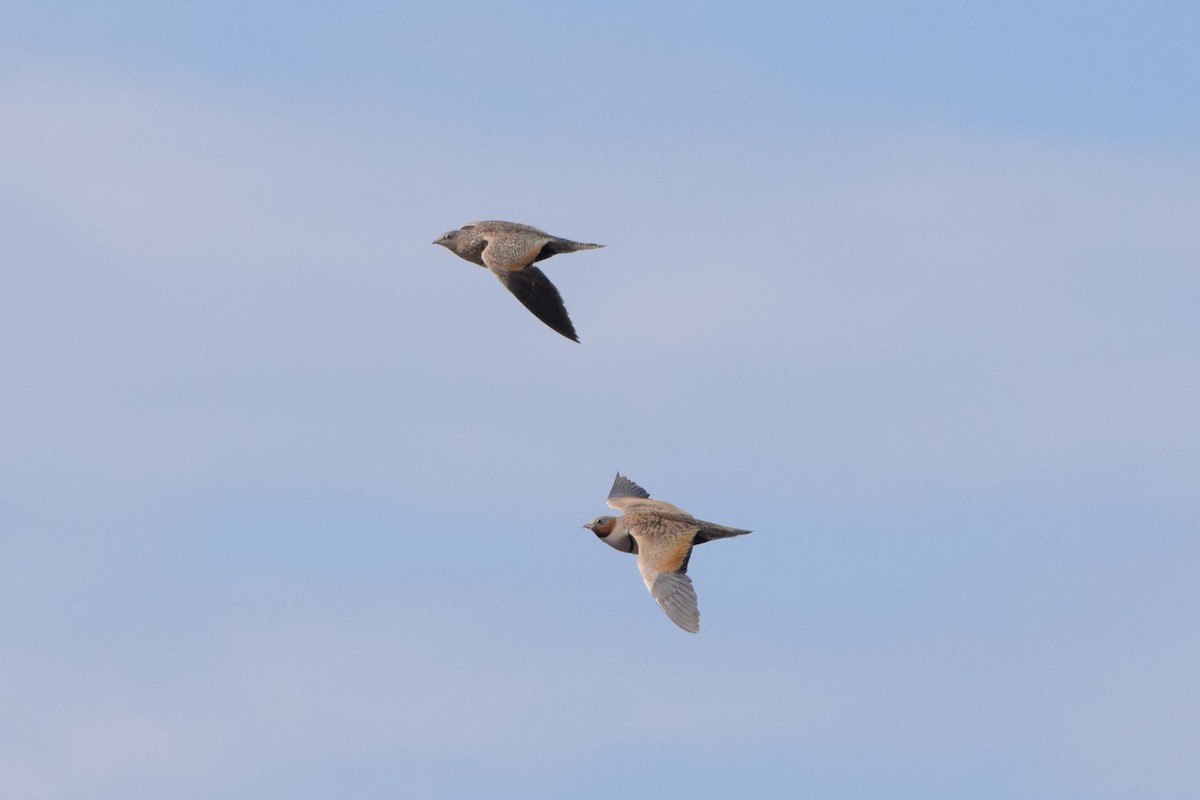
[452,232,488,266]
[600,528,638,554]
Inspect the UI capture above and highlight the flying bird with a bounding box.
[584,473,750,633]
[433,220,604,342]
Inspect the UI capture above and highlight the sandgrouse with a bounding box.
[584,474,750,633]
[433,220,603,342]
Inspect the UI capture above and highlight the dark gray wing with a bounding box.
[493,266,579,342]
[609,473,651,502]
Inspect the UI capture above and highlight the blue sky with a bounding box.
[2,3,1198,799]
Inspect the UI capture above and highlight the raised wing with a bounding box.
[607,473,650,505]
[608,477,688,516]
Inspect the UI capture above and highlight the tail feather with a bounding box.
[694,520,751,544]
[535,240,605,262]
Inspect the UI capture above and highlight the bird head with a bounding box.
[583,516,617,536]
[433,229,460,249]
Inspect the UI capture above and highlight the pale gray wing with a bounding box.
[635,532,700,633]
[493,266,579,342]
[647,571,700,633]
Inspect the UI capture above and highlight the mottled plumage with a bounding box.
[583,473,750,633]
[433,220,604,342]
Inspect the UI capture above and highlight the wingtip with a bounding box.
[608,473,650,501]
[650,572,701,633]
[544,313,579,342]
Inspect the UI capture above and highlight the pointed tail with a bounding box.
[561,241,604,252]
[544,239,604,256]
[694,520,751,545]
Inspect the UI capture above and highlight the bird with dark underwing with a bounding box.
[433,220,603,342]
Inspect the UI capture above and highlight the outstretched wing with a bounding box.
[493,266,579,342]
[646,571,699,633]
[634,531,701,633]
[607,473,688,516]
